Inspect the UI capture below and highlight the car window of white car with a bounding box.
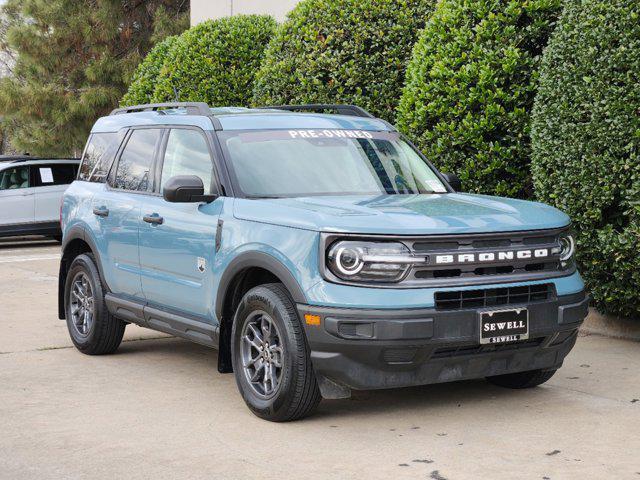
[31,164,78,188]
[0,166,30,190]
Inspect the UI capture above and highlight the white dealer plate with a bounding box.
[479,308,529,345]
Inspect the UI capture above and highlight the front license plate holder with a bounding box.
[479,308,529,345]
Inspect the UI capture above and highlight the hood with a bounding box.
[232,193,570,235]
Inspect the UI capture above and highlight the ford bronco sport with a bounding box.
[59,102,588,421]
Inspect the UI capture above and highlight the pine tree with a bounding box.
[0,0,189,157]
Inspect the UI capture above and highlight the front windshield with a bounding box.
[219,129,448,197]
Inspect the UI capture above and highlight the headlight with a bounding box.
[558,233,575,261]
[327,240,425,282]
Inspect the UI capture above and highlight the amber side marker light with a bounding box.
[304,314,321,326]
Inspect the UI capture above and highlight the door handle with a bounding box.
[93,207,109,217]
[143,214,164,225]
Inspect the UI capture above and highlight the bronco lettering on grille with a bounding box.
[434,249,550,265]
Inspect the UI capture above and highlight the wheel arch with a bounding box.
[58,226,108,319]
[215,251,307,373]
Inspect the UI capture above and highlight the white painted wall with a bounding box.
[191,0,301,24]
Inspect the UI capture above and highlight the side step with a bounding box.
[105,293,218,348]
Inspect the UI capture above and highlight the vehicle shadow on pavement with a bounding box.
[115,335,529,420]
[315,380,519,421]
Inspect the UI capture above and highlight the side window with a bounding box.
[32,164,78,187]
[78,133,118,182]
[113,129,161,192]
[160,129,213,194]
[0,166,30,190]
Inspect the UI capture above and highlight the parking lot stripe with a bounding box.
[0,255,61,264]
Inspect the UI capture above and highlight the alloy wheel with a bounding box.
[69,272,95,337]
[240,310,284,398]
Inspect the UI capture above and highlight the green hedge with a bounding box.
[252,0,434,122]
[121,35,178,106]
[397,0,561,198]
[148,15,276,106]
[531,0,640,318]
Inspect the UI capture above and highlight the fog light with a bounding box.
[304,314,321,326]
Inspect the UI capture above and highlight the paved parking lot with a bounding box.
[0,238,638,480]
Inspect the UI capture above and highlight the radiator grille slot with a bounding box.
[431,338,543,359]
[434,283,554,311]
[383,348,418,364]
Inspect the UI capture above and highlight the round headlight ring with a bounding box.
[335,246,364,276]
[559,234,575,262]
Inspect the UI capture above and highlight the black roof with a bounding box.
[0,155,79,164]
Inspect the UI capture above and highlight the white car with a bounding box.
[0,156,80,240]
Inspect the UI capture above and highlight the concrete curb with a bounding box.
[580,307,640,342]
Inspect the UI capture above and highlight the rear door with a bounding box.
[32,162,78,223]
[138,127,222,319]
[91,127,163,299]
[0,164,35,227]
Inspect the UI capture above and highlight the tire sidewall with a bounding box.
[231,286,304,419]
[64,254,107,351]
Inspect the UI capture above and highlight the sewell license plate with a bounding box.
[479,308,529,344]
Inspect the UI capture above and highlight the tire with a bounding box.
[64,253,126,355]
[231,283,321,422]
[486,368,557,389]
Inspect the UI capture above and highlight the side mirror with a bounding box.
[441,173,461,192]
[163,175,217,203]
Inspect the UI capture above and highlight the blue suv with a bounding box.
[59,102,588,421]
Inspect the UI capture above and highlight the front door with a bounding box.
[0,165,35,228]
[139,127,222,320]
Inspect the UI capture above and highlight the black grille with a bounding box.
[431,338,544,359]
[434,283,554,311]
[410,229,564,283]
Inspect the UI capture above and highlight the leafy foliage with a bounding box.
[151,15,277,107]
[0,0,189,156]
[252,0,435,122]
[531,0,640,318]
[121,36,179,107]
[397,0,561,198]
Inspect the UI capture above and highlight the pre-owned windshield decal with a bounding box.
[231,130,399,143]
[288,129,374,139]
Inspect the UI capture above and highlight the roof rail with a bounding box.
[110,102,211,116]
[263,104,375,119]
[0,155,33,163]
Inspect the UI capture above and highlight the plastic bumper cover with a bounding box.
[298,291,588,395]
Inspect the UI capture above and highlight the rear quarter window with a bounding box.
[32,164,79,187]
[78,133,119,182]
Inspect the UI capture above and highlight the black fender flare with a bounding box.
[215,251,307,321]
[58,225,109,319]
[214,251,308,373]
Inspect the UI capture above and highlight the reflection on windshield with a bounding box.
[219,130,447,198]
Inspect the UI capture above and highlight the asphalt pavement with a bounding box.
[0,237,638,480]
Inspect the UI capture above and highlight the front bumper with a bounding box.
[297,291,588,396]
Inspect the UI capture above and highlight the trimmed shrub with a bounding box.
[252,0,435,122]
[152,15,277,106]
[121,35,178,106]
[397,0,562,198]
[531,0,640,318]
